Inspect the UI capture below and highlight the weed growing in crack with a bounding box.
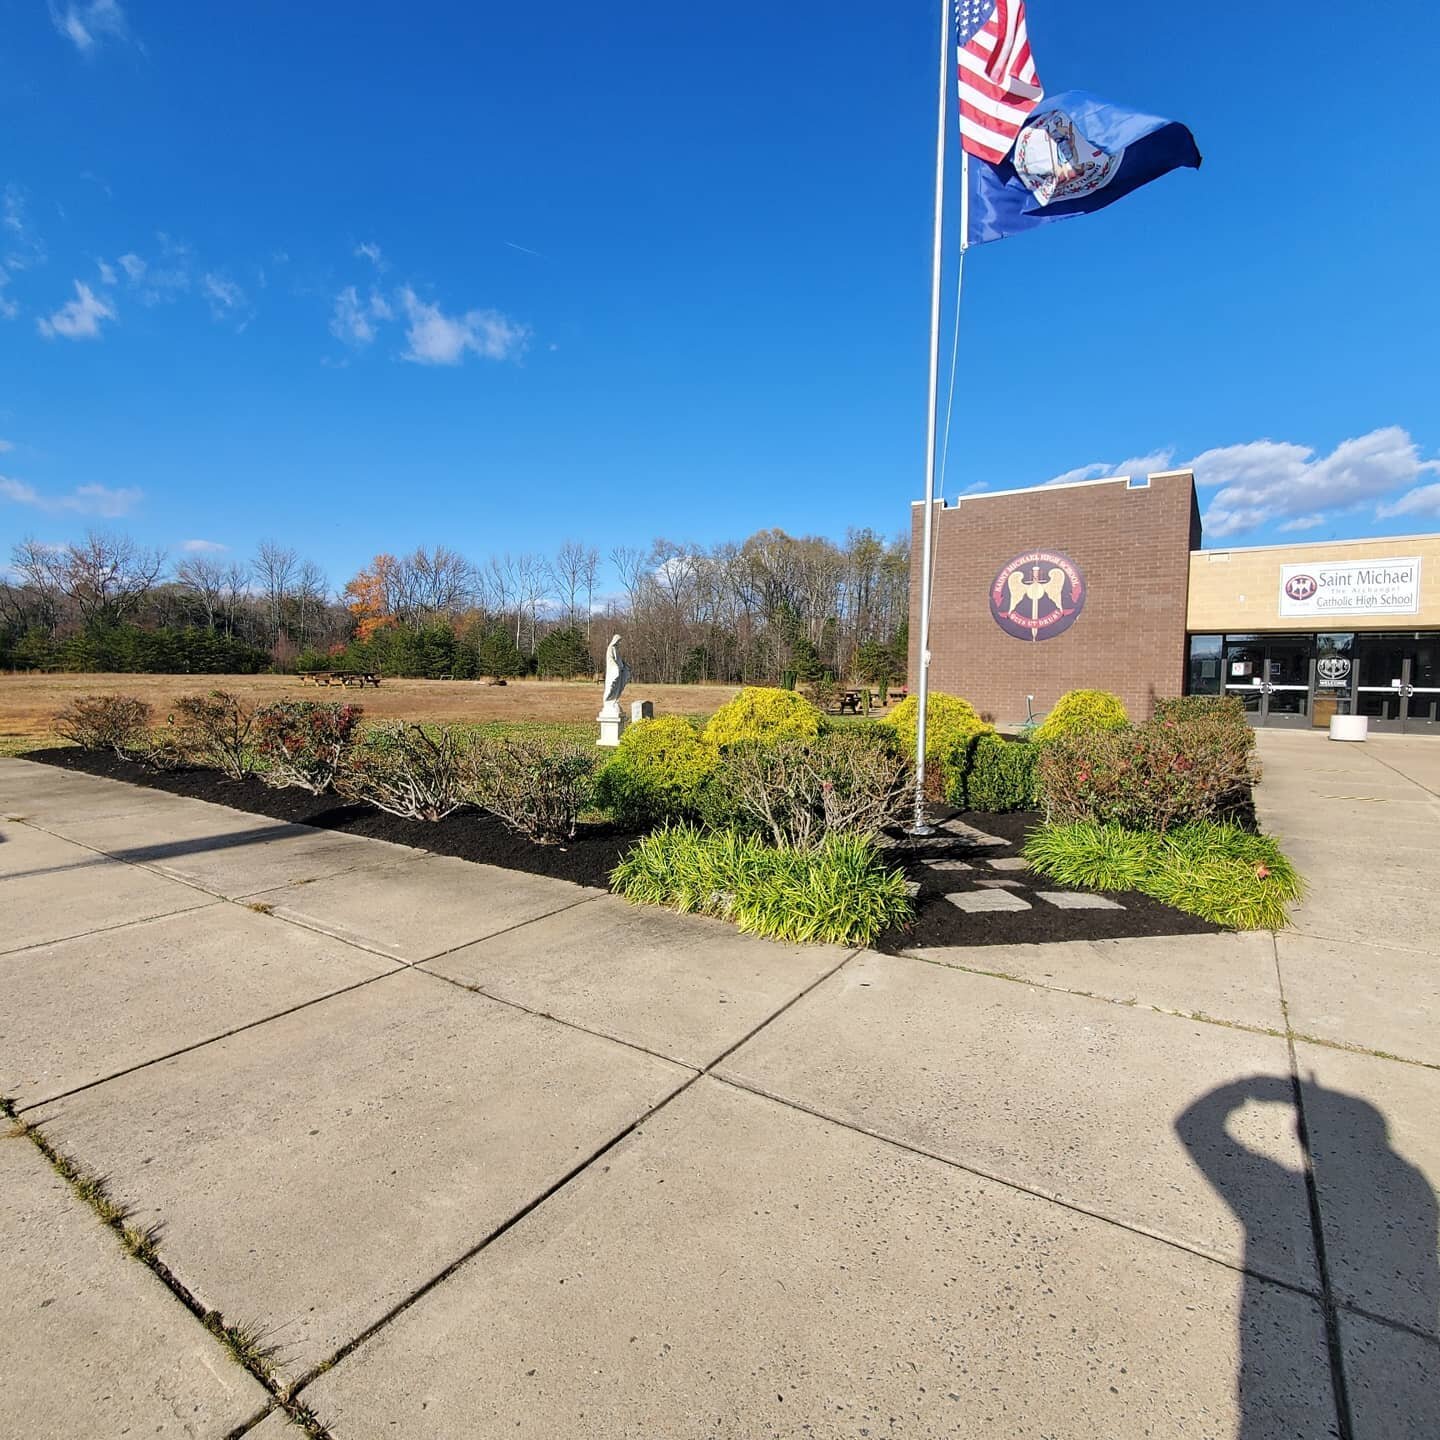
[202,1312,284,1383]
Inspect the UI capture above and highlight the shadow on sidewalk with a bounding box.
[1177,1075,1438,1438]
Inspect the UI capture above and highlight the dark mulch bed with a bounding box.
[24,750,1223,946]
[23,747,635,890]
[874,806,1221,950]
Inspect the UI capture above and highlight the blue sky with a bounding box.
[3,0,1439,592]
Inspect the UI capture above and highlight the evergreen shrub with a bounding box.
[1032,689,1129,745]
[953,733,1039,812]
[882,691,991,798]
[701,686,824,748]
[593,717,718,830]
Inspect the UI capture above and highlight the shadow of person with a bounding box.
[1177,1075,1438,1438]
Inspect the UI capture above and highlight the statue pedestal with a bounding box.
[597,703,628,749]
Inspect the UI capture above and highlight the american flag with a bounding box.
[954,0,1044,165]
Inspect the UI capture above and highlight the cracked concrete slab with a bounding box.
[26,970,690,1378]
[716,951,1315,1287]
[1277,932,1440,1067]
[905,929,1287,1032]
[1295,1042,1440,1340]
[1,1131,269,1439]
[1,904,399,1108]
[420,894,849,1067]
[295,1079,1337,1440]
[246,852,594,962]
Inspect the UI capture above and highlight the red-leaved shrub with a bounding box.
[1037,718,1258,832]
[254,701,364,793]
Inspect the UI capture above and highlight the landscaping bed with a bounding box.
[877,807,1220,950]
[22,746,634,890]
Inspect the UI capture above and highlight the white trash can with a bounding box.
[1329,714,1368,742]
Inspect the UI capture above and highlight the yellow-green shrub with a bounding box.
[882,692,991,796]
[701,686,824,749]
[594,716,719,829]
[1032,688,1129,745]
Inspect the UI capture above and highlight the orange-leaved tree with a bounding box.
[343,554,401,640]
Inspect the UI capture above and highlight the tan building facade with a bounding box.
[911,471,1440,734]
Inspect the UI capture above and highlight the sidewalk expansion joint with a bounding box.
[1273,932,1356,1440]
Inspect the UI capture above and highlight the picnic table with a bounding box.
[300,671,381,688]
[837,690,864,715]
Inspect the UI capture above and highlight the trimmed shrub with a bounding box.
[611,824,913,947]
[54,694,152,756]
[593,717,718,830]
[953,733,1039,813]
[701,686,824,749]
[1154,694,1256,750]
[1023,819,1303,930]
[466,734,597,844]
[253,701,364,794]
[169,691,259,779]
[337,722,472,821]
[1032,689,1129,746]
[1037,718,1257,832]
[882,691,991,798]
[714,727,909,850]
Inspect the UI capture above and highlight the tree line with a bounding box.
[1,527,910,687]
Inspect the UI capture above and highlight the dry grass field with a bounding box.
[0,673,742,754]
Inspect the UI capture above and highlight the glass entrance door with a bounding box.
[1223,638,1312,728]
[1356,636,1439,733]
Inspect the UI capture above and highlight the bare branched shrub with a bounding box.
[54,694,152,756]
[719,729,909,850]
[254,701,364,794]
[336,722,472,822]
[169,691,259,779]
[466,734,598,845]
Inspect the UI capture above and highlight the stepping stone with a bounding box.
[925,860,973,873]
[939,820,1009,847]
[944,889,1031,913]
[1036,891,1124,911]
[976,878,1023,889]
[903,881,922,899]
[985,857,1031,872]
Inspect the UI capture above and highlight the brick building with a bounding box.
[910,469,1440,734]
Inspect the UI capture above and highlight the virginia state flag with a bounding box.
[966,90,1201,246]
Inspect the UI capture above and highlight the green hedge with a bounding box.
[593,717,718,829]
[1032,689,1129,745]
[951,733,1038,812]
[8,625,271,674]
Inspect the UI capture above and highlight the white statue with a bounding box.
[597,634,631,747]
[602,634,630,708]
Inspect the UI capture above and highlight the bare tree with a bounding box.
[252,540,298,644]
[16,531,167,629]
[548,540,595,629]
[175,554,228,630]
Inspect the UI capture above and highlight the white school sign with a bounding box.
[1278,556,1422,618]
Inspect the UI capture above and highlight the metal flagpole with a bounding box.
[910,0,952,836]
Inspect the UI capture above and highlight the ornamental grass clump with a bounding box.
[54,694,153,757]
[253,701,364,794]
[593,715,718,829]
[701,686,824,749]
[611,824,913,947]
[1022,818,1303,931]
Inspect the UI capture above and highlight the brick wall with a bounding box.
[909,471,1199,724]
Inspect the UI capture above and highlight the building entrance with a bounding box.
[1221,637,1311,729]
[1355,634,1440,734]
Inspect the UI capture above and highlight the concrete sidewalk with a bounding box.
[1,741,1435,1439]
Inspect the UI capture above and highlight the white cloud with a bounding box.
[1,475,142,516]
[1378,482,1440,521]
[0,439,12,452]
[355,241,385,269]
[117,251,146,282]
[1278,514,1328,533]
[0,267,16,321]
[37,279,117,340]
[3,185,46,272]
[181,538,228,553]
[330,285,392,346]
[200,271,246,320]
[49,0,130,53]
[1045,450,1178,487]
[1199,428,1440,538]
[97,257,117,285]
[397,286,528,366]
